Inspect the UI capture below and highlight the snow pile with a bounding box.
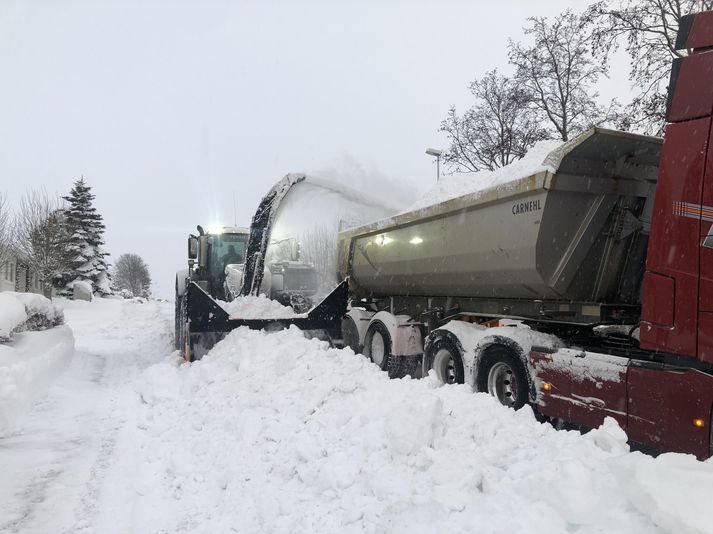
[218,295,299,319]
[72,279,94,301]
[135,326,713,533]
[0,293,27,341]
[0,325,75,433]
[407,140,561,212]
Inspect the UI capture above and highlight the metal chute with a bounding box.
[239,173,306,297]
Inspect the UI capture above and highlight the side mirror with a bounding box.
[188,236,198,259]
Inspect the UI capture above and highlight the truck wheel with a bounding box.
[364,320,392,372]
[341,316,362,354]
[477,345,529,410]
[388,355,419,379]
[176,294,194,362]
[426,335,464,384]
[174,295,182,350]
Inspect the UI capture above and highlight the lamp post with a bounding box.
[426,148,443,181]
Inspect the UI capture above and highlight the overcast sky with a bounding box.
[0,0,628,298]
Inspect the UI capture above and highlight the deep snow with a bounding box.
[1,297,712,534]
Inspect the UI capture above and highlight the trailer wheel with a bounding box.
[341,316,363,354]
[364,320,392,372]
[425,334,464,384]
[477,345,529,409]
[389,355,419,379]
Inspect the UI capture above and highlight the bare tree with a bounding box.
[508,11,614,142]
[0,193,11,270]
[440,70,550,173]
[585,0,713,134]
[13,190,72,298]
[113,253,151,298]
[300,226,338,293]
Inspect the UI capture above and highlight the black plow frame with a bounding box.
[185,279,348,358]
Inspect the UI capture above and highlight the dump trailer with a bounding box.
[336,12,713,459]
[175,175,347,361]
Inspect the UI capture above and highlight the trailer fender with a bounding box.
[368,311,423,358]
[341,308,374,354]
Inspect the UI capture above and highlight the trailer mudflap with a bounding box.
[187,279,348,335]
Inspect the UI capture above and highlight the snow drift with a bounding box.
[0,325,75,434]
[136,326,713,534]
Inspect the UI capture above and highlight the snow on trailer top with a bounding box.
[339,127,662,239]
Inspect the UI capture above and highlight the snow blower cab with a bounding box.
[185,225,250,302]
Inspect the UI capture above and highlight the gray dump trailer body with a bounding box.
[338,129,662,320]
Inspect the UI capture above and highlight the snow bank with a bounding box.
[407,140,561,212]
[135,327,712,533]
[218,295,299,319]
[0,293,27,340]
[0,325,75,434]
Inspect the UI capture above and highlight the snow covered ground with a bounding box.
[1,297,712,533]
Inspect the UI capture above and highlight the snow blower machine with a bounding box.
[175,174,348,361]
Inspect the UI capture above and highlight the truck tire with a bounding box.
[476,345,529,410]
[341,316,362,354]
[425,334,464,384]
[364,320,392,372]
[174,294,182,350]
[388,355,419,379]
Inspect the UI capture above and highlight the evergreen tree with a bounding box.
[58,178,112,296]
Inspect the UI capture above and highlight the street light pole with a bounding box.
[425,148,443,181]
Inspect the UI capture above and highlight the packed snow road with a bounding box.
[1,298,712,534]
[0,298,173,533]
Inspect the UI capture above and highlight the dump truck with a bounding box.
[175,175,347,361]
[336,12,713,459]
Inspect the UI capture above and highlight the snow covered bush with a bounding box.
[0,293,27,342]
[0,292,64,342]
[118,288,133,299]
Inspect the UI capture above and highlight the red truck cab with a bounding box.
[533,11,713,459]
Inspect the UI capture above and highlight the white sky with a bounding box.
[0,0,630,298]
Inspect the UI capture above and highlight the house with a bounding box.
[0,255,44,294]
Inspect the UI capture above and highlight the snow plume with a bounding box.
[135,326,713,534]
[310,153,418,213]
[267,161,411,292]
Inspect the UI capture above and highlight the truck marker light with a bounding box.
[542,382,552,392]
[694,418,705,428]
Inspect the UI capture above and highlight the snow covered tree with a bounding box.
[584,0,713,134]
[508,11,615,142]
[59,178,111,296]
[13,190,73,298]
[0,193,11,270]
[113,253,151,298]
[440,70,550,173]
